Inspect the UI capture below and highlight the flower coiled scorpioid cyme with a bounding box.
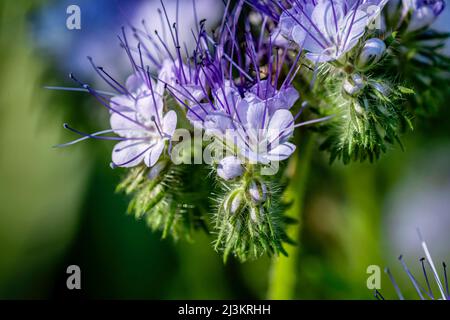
[53,0,449,262]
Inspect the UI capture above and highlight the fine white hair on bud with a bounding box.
[371,82,391,96]
[343,74,366,97]
[356,38,387,71]
[148,160,168,180]
[223,189,244,215]
[248,180,268,204]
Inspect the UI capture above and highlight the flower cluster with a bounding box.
[55,1,449,261]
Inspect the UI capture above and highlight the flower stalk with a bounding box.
[267,134,315,299]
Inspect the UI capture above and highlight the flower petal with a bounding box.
[136,95,163,121]
[112,140,148,168]
[267,142,296,161]
[162,110,177,137]
[144,141,165,167]
[110,111,142,136]
[267,109,294,142]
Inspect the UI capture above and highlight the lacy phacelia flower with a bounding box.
[187,79,299,180]
[259,0,388,63]
[403,0,446,31]
[110,74,177,168]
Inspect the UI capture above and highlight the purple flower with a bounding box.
[186,78,300,172]
[58,38,178,169]
[177,22,332,179]
[109,74,177,168]
[403,0,446,31]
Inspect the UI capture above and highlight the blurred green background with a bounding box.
[0,0,449,299]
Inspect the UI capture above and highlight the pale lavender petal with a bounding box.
[125,73,145,93]
[110,111,142,136]
[136,95,163,121]
[340,9,368,54]
[267,109,294,142]
[246,101,268,132]
[204,113,233,134]
[110,95,135,112]
[112,140,148,168]
[266,142,296,161]
[162,110,177,137]
[186,103,214,124]
[144,141,165,167]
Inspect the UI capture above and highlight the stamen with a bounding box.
[87,57,130,97]
[44,86,115,96]
[150,115,164,138]
[398,254,426,300]
[69,73,148,131]
[417,229,447,300]
[443,262,449,298]
[374,289,385,300]
[384,268,404,300]
[293,115,334,128]
[420,258,434,299]
[56,124,128,148]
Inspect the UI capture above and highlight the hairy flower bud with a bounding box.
[356,38,386,71]
[148,160,168,180]
[249,206,258,223]
[247,180,268,204]
[343,74,365,97]
[406,0,446,32]
[372,82,391,96]
[223,190,244,215]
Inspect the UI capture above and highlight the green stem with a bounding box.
[266,136,315,300]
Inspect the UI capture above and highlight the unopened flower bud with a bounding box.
[217,156,243,181]
[356,38,386,71]
[372,82,391,96]
[343,73,365,97]
[248,180,268,204]
[148,160,168,180]
[249,206,258,223]
[353,101,365,114]
[224,190,244,215]
[406,0,446,32]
